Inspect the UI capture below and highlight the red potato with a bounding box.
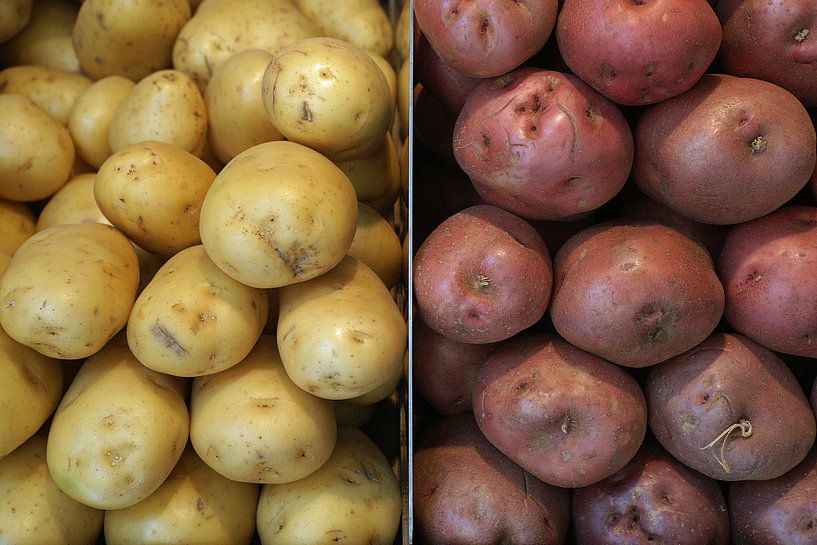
[453,68,634,221]
[413,204,552,344]
[415,32,481,115]
[473,332,647,488]
[556,0,722,106]
[550,220,724,368]
[717,0,817,107]
[633,74,817,225]
[718,206,817,358]
[647,333,816,482]
[413,0,558,78]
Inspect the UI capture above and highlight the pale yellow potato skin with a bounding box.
[0,252,10,278]
[0,65,92,125]
[46,338,189,510]
[190,335,337,484]
[0,327,62,457]
[256,427,401,545]
[199,140,357,288]
[204,49,283,165]
[36,173,111,231]
[0,198,35,255]
[0,0,80,73]
[0,94,74,202]
[0,223,139,359]
[367,51,398,107]
[394,0,411,64]
[103,446,259,545]
[345,349,406,406]
[68,75,135,168]
[0,435,104,545]
[277,255,407,400]
[127,245,269,377]
[0,0,31,42]
[72,0,191,81]
[348,203,402,289]
[108,69,207,157]
[335,132,401,215]
[291,0,393,57]
[261,37,394,160]
[95,140,215,255]
[398,60,410,140]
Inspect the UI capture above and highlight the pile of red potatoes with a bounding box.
[410,1,817,544]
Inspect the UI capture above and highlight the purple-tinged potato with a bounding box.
[453,68,634,221]
[550,220,724,368]
[718,206,817,358]
[647,333,816,481]
[473,332,647,488]
[728,446,817,545]
[413,204,552,344]
[414,414,570,545]
[556,0,722,106]
[573,441,730,545]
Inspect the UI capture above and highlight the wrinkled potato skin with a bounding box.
[0,0,80,72]
[347,203,402,289]
[0,65,92,125]
[0,198,35,255]
[291,0,393,56]
[36,174,111,231]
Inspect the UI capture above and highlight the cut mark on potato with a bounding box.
[151,322,188,356]
[557,104,579,163]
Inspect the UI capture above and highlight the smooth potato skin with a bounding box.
[35,173,111,231]
[0,0,80,73]
[0,0,31,42]
[347,203,402,289]
[0,198,35,255]
[0,65,92,125]
[290,0,393,57]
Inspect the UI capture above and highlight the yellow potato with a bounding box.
[72,0,191,81]
[256,427,401,545]
[108,69,208,156]
[0,435,104,545]
[399,135,408,203]
[0,198,35,255]
[103,446,259,545]
[0,0,31,42]
[0,65,92,125]
[128,245,269,377]
[398,59,409,140]
[291,0,393,57]
[0,0,80,73]
[394,0,411,63]
[0,252,10,277]
[0,223,139,359]
[345,349,405,406]
[0,326,62,457]
[68,75,135,168]
[95,140,216,255]
[367,51,398,107]
[204,49,284,165]
[0,94,74,202]
[190,335,337,484]
[335,132,401,216]
[46,338,189,510]
[199,140,357,288]
[348,203,402,289]
[36,173,111,231]
[277,255,407,400]
[261,37,393,160]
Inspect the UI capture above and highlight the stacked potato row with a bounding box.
[0,1,411,544]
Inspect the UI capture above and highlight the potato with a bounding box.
[128,245,268,377]
[94,140,216,255]
[68,75,135,168]
[46,338,189,509]
[277,255,407,400]
[334,132,401,216]
[347,203,402,289]
[0,223,139,359]
[0,252,11,277]
[0,0,31,42]
[0,326,62,458]
[0,94,74,202]
[415,33,481,116]
[0,0,80,73]
[398,60,409,140]
[0,435,104,545]
[199,140,357,288]
[204,49,283,165]
[103,446,259,545]
[290,0,393,57]
[190,335,337,484]
[256,427,401,545]
[367,52,397,107]
[393,0,411,63]
[108,69,208,157]
[0,198,35,255]
[36,173,110,231]
[261,37,394,160]
[72,0,191,81]
[0,65,92,125]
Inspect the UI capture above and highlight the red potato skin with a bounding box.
[717,0,817,107]
[413,0,558,78]
[413,204,552,344]
[633,74,817,225]
[415,32,481,115]
[550,220,724,368]
[718,206,817,358]
[414,414,570,545]
[728,447,817,545]
[453,68,634,221]
[573,441,730,545]
[473,332,647,488]
[647,333,817,482]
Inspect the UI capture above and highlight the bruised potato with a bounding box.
[0,65,92,125]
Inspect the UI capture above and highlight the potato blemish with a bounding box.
[151,322,188,356]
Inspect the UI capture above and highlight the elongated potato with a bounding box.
[0,65,92,125]
[0,198,35,255]
[0,0,80,73]
[46,338,189,510]
[277,255,407,400]
[291,0,393,57]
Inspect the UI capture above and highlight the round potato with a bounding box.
[256,427,401,545]
[128,245,269,377]
[367,52,398,107]
[0,223,139,359]
[291,0,393,57]
[0,0,80,73]
[0,435,104,545]
[47,338,189,510]
[95,140,216,255]
[199,140,357,288]
[0,65,92,125]
[347,203,402,289]
[72,0,191,81]
[108,69,207,157]
[0,94,74,202]
[334,132,401,215]
[190,335,337,484]
[0,0,31,42]
[261,36,393,160]
[68,75,135,168]
[0,198,35,255]
[36,173,111,231]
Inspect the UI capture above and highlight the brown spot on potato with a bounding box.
[0,80,6,92]
[301,102,313,122]
[751,135,768,154]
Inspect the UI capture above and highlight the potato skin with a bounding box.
[347,203,402,289]
[0,198,35,255]
[0,0,80,73]
[291,0,393,57]
[0,65,92,125]
[35,173,111,231]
